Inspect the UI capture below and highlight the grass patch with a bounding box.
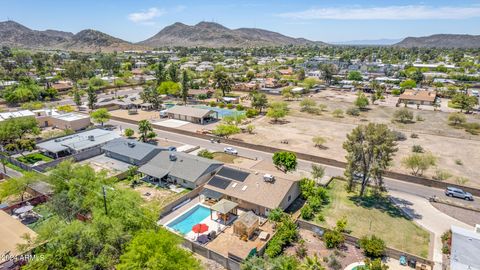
[212,152,238,164]
[16,153,53,165]
[318,180,430,258]
[447,101,462,109]
[5,162,28,173]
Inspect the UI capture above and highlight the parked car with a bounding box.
[445,187,474,201]
[224,147,238,155]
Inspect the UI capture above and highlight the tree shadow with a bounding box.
[349,194,421,220]
[270,119,290,125]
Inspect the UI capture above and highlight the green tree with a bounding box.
[359,235,386,258]
[355,92,369,110]
[0,172,40,202]
[138,120,153,142]
[401,152,437,176]
[282,86,294,100]
[362,258,389,270]
[312,136,326,148]
[393,108,414,123]
[298,68,306,81]
[319,63,337,85]
[117,229,201,270]
[311,164,325,182]
[0,116,40,147]
[251,92,268,113]
[90,108,111,126]
[124,128,134,138]
[332,109,344,118]
[272,151,297,173]
[155,62,166,87]
[301,254,325,270]
[158,81,181,96]
[181,69,189,105]
[300,98,317,113]
[213,67,233,96]
[323,229,345,249]
[343,123,398,196]
[140,86,162,110]
[86,86,97,110]
[212,124,240,139]
[266,102,289,123]
[168,63,179,82]
[399,79,416,89]
[347,71,363,81]
[452,93,478,113]
[73,89,83,106]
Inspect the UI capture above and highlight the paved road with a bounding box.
[108,119,480,208]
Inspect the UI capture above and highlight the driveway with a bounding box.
[389,190,473,270]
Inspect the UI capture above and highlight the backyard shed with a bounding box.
[233,211,259,239]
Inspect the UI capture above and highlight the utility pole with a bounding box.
[102,186,108,216]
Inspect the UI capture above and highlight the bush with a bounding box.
[332,109,344,118]
[393,108,414,123]
[197,149,214,159]
[219,103,226,108]
[346,107,360,116]
[391,130,407,141]
[209,101,217,107]
[359,235,386,258]
[124,128,134,138]
[433,170,452,181]
[391,89,401,95]
[448,112,466,126]
[245,108,259,118]
[236,104,245,111]
[300,205,314,220]
[412,145,424,153]
[416,115,425,121]
[226,103,234,109]
[410,133,419,138]
[463,122,480,135]
[323,230,345,249]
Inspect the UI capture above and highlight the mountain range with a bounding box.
[0,20,479,51]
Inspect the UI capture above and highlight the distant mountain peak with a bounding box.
[395,34,480,48]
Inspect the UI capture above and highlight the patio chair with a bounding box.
[399,255,407,266]
[208,231,217,240]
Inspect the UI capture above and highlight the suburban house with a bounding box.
[0,210,38,269]
[34,110,91,131]
[164,106,218,124]
[398,89,437,106]
[203,166,300,216]
[37,128,120,159]
[102,138,164,166]
[450,225,480,270]
[138,151,223,189]
[51,81,73,92]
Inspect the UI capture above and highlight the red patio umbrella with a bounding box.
[192,223,209,235]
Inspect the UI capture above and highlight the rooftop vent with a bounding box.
[169,154,177,161]
[263,174,275,183]
[88,135,95,141]
[127,142,136,148]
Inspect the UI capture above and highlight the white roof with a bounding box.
[0,110,35,121]
[451,225,480,270]
[52,113,90,121]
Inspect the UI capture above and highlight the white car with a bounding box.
[224,147,238,155]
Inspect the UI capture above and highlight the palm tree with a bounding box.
[301,254,325,270]
[138,120,153,142]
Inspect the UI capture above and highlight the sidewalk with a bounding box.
[389,190,473,270]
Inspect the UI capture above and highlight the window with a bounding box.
[288,195,291,202]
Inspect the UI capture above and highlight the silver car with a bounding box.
[445,187,474,201]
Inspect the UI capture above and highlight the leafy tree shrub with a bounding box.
[236,104,245,111]
[332,109,344,118]
[359,235,386,258]
[393,108,414,123]
[226,103,234,109]
[312,136,327,148]
[402,152,437,176]
[124,128,134,138]
[197,149,214,159]
[219,103,226,108]
[354,92,369,110]
[324,230,345,249]
[412,145,424,153]
[346,107,360,116]
[209,101,217,107]
[410,133,419,138]
[433,170,452,181]
[301,204,314,220]
[246,124,255,134]
[463,122,480,135]
[391,131,407,141]
[448,112,466,126]
[272,151,297,173]
[245,108,259,118]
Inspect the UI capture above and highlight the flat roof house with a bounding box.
[398,89,437,106]
[203,166,300,216]
[102,138,164,166]
[37,129,120,159]
[138,151,223,189]
[450,225,480,270]
[35,110,91,131]
[164,106,218,125]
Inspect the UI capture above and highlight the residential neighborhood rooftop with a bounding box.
[37,128,120,153]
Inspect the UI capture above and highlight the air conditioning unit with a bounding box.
[127,142,136,148]
[475,224,480,234]
[263,174,274,182]
[88,135,95,141]
[169,154,177,161]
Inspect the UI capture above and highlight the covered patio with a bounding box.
[210,199,238,225]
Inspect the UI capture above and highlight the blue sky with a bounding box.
[1,0,480,43]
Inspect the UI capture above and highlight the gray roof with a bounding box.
[37,129,120,153]
[211,199,238,214]
[165,106,215,118]
[101,138,164,164]
[138,151,223,183]
[451,226,480,270]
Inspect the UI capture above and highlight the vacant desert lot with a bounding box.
[235,91,480,187]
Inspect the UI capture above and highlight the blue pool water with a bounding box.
[166,205,211,235]
[193,105,245,118]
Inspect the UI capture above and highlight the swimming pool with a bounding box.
[166,204,211,235]
[193,105,245,118]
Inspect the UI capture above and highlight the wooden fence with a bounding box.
[182,240,241,270]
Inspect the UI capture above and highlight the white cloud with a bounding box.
[128,7,165,23]
[277,5,480,20]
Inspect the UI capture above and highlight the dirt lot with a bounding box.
[234,90,480,188]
